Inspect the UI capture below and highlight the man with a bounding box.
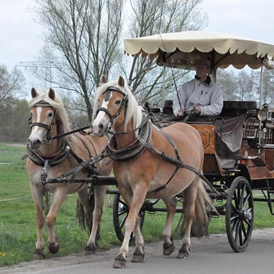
[173,58,223,118]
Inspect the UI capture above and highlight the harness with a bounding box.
[95,86,217,194]
[106,116,151,161]
[24,101,98,187]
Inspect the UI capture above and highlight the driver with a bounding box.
[173,57,223,118]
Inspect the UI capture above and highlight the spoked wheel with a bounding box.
[225,176,254,252]
[113,193,145,241]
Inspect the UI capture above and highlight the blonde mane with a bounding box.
[93,80,143,135]
[28,90,75,146]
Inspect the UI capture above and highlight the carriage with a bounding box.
[120,31,274,253]
[26,31,274,268]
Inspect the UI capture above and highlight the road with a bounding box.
[1,228,274,274]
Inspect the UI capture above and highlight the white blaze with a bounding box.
[92,92,112,134]
[29,107,44,141]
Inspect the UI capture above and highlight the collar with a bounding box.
[195,75,211,85]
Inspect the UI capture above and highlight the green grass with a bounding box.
[0,143,274,267]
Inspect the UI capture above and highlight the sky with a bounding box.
[1,0,274,88]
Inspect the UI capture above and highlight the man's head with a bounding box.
[195,58,211,81]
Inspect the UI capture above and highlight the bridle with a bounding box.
[96,86,128,127]
[29,101,56,143]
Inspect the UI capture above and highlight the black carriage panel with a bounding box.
[220,101,257,118]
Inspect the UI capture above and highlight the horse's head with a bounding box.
[92,76,133,137]
[27,88,58,149]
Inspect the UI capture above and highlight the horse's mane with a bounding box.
[93,80,143,135]
[28,90,75,146]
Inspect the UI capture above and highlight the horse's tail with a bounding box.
[76,190,94,233]
[44,191,51,216]
[190,180,218,237]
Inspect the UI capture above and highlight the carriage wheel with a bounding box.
[113,193,145,241]
[225,176,254,252]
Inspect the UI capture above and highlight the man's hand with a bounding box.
[192,105,201,115]
[177,108,184,116]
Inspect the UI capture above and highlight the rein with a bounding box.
[45,125,91,141]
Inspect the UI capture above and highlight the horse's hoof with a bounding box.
[33,249,45,259]
[177,252,189,259]
[48,236,60,254]
[177,245,189,259]
[113,254,127,268]
[131,249,145,263]
[163,241,175,256]
[83,244,96,255]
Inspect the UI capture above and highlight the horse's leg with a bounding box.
[46,188,67,254]
[177,181,198,259]
[131,215,145,263]
[81,185,107,255]
[162,196,177,256]
[31,184,46,259]
[113,185,147,268]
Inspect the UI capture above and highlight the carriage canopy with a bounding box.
[124,31,274,70]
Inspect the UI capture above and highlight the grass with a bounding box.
[0,142,274,267]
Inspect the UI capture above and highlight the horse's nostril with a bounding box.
[99,124,103,129]
[28,139,42,149]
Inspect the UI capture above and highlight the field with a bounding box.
[0,143,273,267]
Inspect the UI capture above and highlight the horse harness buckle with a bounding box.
[41,159,49,187]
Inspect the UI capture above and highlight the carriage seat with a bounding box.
[220,101,257,118]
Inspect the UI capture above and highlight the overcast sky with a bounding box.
[0,0,274,86]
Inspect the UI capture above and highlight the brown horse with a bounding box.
[26,88,112,258]
[92,76,216,268]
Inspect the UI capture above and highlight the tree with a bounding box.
[33,0,207,117]
[236,70,256,101]
[34,0,125,121]
[0,64,25,110]
[0,64,26,141]
[216,69,238,101]
[123,0,208,105]
[0,98,29,142]
[261,69,274,107]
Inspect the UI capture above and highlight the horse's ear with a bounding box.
[118,76,125,88]
[101,75,108,84]
[31,88,38,98]
[48,88,55,101]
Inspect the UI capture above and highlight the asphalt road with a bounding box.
[1,228,274,274]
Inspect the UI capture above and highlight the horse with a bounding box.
[92,76,216,268]
[26,88,112,259]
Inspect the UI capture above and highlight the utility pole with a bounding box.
[16,61,64,87]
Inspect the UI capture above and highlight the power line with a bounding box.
[16,61,65,87]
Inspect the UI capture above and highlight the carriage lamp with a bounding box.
[257,103,272,121]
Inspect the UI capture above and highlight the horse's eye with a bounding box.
[48,112,53,117]
[115,100,121,105]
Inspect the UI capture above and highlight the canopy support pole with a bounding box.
[161,63,166,108]
[259,65,264,108]
[258,64,264,151]
[211,67,217,83]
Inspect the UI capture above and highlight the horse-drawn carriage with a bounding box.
[26,31,274,268]
[121,31,274,253]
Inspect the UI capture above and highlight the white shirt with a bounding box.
[173,77,223,116]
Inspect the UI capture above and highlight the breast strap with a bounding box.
[106,117,151,162]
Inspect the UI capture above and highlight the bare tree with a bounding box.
[34,0,124,120]
[33,0,207,117]
[261,69,274,107]
[123,0,208,105]
[0,64,25,111]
